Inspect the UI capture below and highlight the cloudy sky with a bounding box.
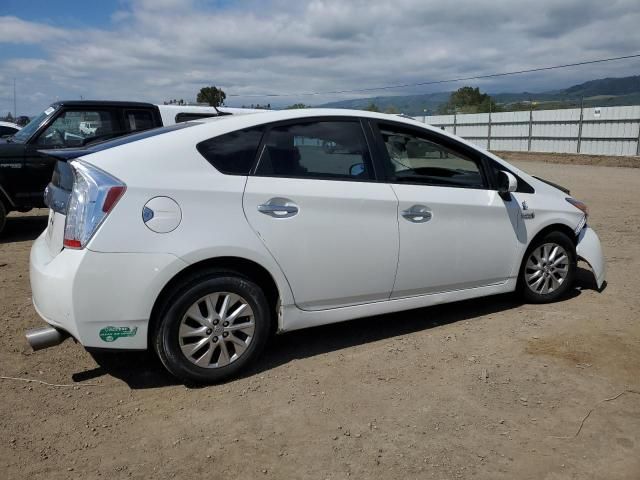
[1,0,639,115]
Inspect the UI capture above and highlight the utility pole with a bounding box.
[577,97,584,154]
[13,78,17,119]
[527,97,533,152]
[487,101,492,150]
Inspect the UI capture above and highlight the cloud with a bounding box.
[0,16,66,44]
[0,0,639,115]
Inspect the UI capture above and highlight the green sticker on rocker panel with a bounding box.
[99,326,138,342]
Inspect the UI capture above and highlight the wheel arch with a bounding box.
[528,222,578,250]
[516,222,578,278]
[148,256,282,346]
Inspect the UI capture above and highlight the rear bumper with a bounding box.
[29,232,188,349]
[576,226,606,290]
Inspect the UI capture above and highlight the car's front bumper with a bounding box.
[576,226,606,290]
[29,231,188,349]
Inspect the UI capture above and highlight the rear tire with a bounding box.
[519,231,576,303]
[154,270,271,384]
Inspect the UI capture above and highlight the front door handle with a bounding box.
[401,205,432,223]
[257,198,299,218]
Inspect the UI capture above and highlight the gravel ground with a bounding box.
[1,158,639,479]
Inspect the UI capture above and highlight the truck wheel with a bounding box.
[519,231,576,303]
[154,270,271,384]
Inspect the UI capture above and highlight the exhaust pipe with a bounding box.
[25,327,69,351]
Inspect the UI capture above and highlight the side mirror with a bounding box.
[497,171,518,194]
[349,163,365,176]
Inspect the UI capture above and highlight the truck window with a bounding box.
[36,110,118,147]
[125,110,155,132]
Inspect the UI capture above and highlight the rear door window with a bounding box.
[254,120,373,181]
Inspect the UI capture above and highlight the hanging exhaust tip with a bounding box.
[25,326,69,351]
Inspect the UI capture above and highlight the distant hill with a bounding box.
[318,75,640,114]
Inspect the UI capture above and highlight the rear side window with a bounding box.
[125,110,155,132]
[255,120,372,181]
[197,127,264,175]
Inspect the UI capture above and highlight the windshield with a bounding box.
[11,106,58,143]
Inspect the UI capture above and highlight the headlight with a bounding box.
[566,197,588,218]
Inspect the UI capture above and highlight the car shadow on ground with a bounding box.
[78,270,596,389]
[0,214,48,244]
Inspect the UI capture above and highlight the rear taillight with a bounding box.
[63,161,126,249]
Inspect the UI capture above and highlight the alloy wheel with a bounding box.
[178,292,255,368]
[524,243,570,295]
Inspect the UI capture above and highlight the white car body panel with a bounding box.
[283,279,519,332]
[28,108,606,350]
[576,227,606,289]
[390,184,521,297]
[243,177,399,310]
[31,232,187,349]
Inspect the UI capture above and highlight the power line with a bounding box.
[227,53,640,98]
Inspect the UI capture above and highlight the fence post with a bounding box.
[453,111,457,135]
[577,97,584,154]
[636,120,640,156]
[527,106,533,152]
[487,104,492,150]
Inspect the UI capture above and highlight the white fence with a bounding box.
[416,105,640,156]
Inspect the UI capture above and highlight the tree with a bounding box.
[5,112,14,122]
[384,105,399,114]
[196,86,226,107]
[286,103,311,109]
[365,102,380,112]
[438,86,500,114]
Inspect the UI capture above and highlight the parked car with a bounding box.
[0,100,259,233]
[0,120,21,137]
[27,109,606,383]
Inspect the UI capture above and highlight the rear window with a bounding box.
[196,127,264,175]
[176,112,218,123]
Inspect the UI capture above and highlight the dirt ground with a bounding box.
[1,156,639,479]
[494,150,640,168]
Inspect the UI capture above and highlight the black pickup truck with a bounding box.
[0,100,233,233]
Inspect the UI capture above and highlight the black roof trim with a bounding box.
[51,100,156,108]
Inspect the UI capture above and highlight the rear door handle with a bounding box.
[401,205,432,223]
[258,198,299,218]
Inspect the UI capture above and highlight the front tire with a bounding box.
[519,231,576,303]
[155,270,271,384]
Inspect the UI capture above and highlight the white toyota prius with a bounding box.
[28,109,606,383]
